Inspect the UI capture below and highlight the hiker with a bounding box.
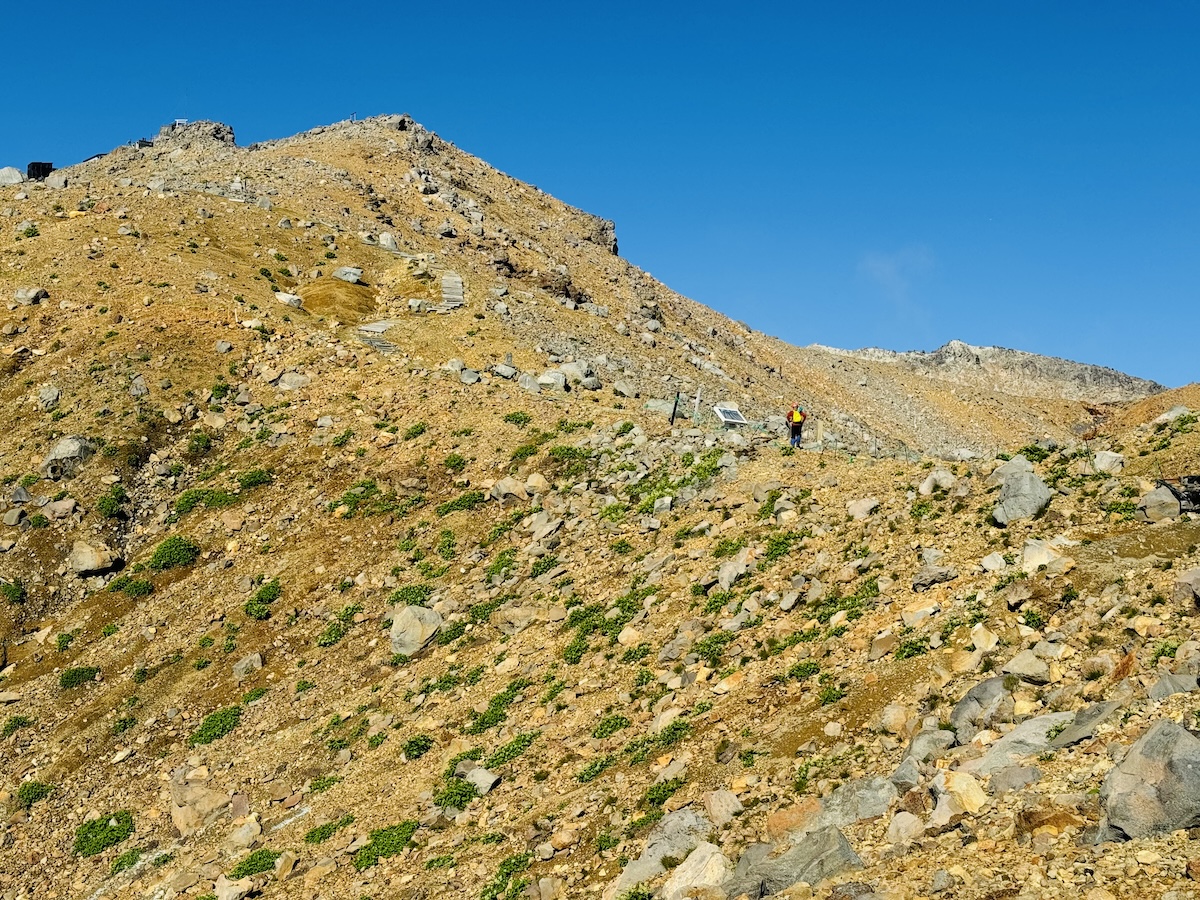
[787,404,807,447]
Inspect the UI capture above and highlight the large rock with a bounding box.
[964,712,1075,776]
[1093,451,1125,474]
[1100,720,1200,840]
[986,455,1033,487]
[846,498,879,520]
[1050,701,1122,748]
[950,677,1015,743]
[331,266,364,283]
[1174,568,1200,606]
[780,776,897,838]
[918,469,957,496]
[1138,486,1180,523]
[0,167,24,185]
[40,435,95,480]
[14,287,48,306]
[68,541,120,575]
[663,842,731,900]
[605,809,711,900]
[389,606,442,656]
[993,471,1052,525]
[722,826,861,898]
[912,565,957,592]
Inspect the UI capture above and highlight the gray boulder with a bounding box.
[379,232,400,252]
[791,777,897,837]
[993,471,1052,525]
[722,826,861,898]
[1050,701,1121,748]
[1138,486,1180,523]
[1093,451,1125,474]
[331,266,364,284]
[0,167,24,185]
[14,287,48,306]
[950,677,1015,743]
[912,564,957,592]
[903,727,955,763]
[986,454,1033,487]
[1174,569,1200,606]
[389,606,442,656]
[1100,720,1200,840]
[37,386,61,411]
[40,435,95,480]
[1148,674,1200,701]
[965,712,1075,776]
[608,809,711,898]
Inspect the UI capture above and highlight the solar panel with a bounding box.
[712,405,748,426]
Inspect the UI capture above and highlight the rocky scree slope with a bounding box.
[0,116,1196,900]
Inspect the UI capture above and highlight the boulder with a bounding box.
[1050,701,1122,749]
[903,728,955,764]
[379,232,400,252]
[40,435,95,480]
[912,565,957,592]
[1001,649,1050,684]
[986,455,1033,488]
[1093,451,1125,474]
[965,712,1075,776]
[722,826,861,898]
[1174,568,1200,606]
[13,287,47,306]
[389,606,442,656]
[847,498,879,520]
[331,266,364,284]
[927,770,987,830]
[0,166,24,185]
[663,842,732,900]
[919,469,956,496]
[1100,720,1200,840]
[278,372,311,391]
[950,677,1015,743]
[1138,486,1180,523]
[464,766,500,795]
[68,541,120,575]
[37,386,60,411]
[993,471,1052,525]
[232,652,263,682]
[605,809,711,900]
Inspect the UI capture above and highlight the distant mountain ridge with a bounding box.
[808,339,1165,403]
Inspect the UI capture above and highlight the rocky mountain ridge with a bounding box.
[810,340,1164,404]
[0,114,1197,900]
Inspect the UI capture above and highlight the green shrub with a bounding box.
[436,490,485,516]
[149,536,201,571]
[242,687,268,704]
[465,678,531,734]
[819,684,846,706]
[403,734,435,759]
[390,583,434,605]
[304,814,354,844]
[894,636,929,660]
[17,780,53,809]
[74,811,134,856]
[611,538,634,554]
[578,756,615,783]
[403,422,428,440]
[237,468,273,490]
[444,453,467,473]
[229,848,281,878]
[433,777,479,809]
[244,578,281,619]
[110,847,142,874]
[108,576,153,598]
[502,411,532,427]
[486,549,518,579]
[486,732,540,768]
[112,715,137,735]
[316,620,349,647]
[188,706,241,745]
[1,715,33,738]
[352,820,419,870]
[96,485,129,518]
[60,666,100,688]
[786,660,820,680]
[530,555,559,578]
[187,432,213,456]
[593,715,631,739]
[1,580,26,605]
[426,854,456,869]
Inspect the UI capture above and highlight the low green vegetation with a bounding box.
[149,536,201,571]
[352,820,419,870]
[229,848,281,878]
[74,811,134,856]
[60,667,100,688]
[188,706,241,745]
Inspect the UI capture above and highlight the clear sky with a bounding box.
[4,1,1196,386]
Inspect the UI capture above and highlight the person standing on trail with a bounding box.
[787,404,806,447]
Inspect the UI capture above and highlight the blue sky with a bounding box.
[4,1,1196,385]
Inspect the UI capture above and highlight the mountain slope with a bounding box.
[0,115,1196,900]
